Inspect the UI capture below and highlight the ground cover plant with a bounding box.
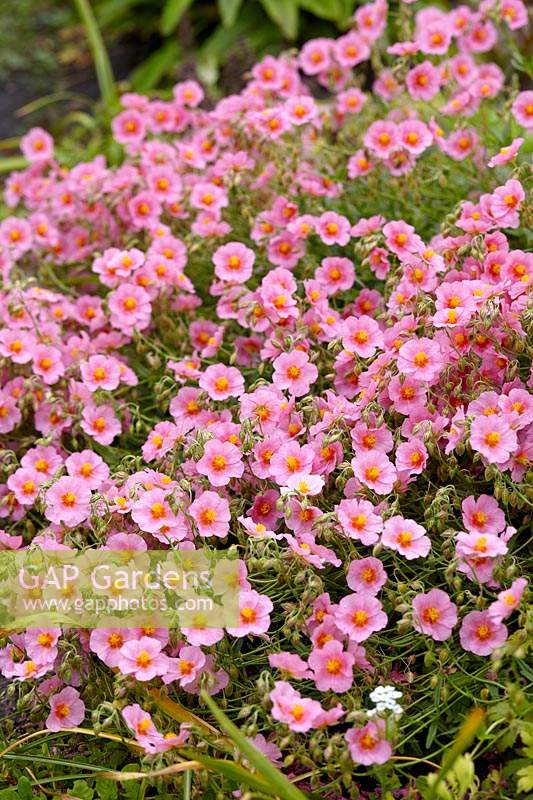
[0,1,532,798]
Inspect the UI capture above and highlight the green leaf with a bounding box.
[298,0,343,23]
[160,0,194,36]
[217,0,244,27]
[70,781,94,800]
[95,777,118,800]
[517,765,533,794]
[201,691,308,800]
[16,777,32,800]
[129,40,181,92]
[259,0,299,39]
[0,790,18,800]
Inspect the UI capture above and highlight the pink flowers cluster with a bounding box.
[0,0,530,782]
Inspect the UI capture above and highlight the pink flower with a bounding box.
[46,688,85,732]
[270,442,315,484]
[455,531,507,559]
[406,61,441,101]
[345,720,392,765]
[270,680,322,732]
[272,351,318,397]
[165,646,206,687]
[489,578,528,621]
[381,516,431,559]
[315,257,355,295]
[308,640,355,692]
[299,38,332,75]
[512,91,533,129]
[199,364,244,400]
[21,127,54,162]
[118,636,169,680]
[89,628,134,668]
[7,467,42,506]
[65,450,109,489]
[461,495,505,535]
[131,488,182,535]
[226,589,273,637]
[459,610,508,656]
[335,594,387,642]
[25,627,61,662]
[398,119,432,155]
[285,95,318,126]
[412,589,458,641]
[268,652,311,679]
[190,491,230,538]
[315,212,351,246]
[336,499,383,544]
[470,416,518,464]
[335,31,370,67]
[397,337,443,383]
[363,121,399,158]
[80,355,121,393]
[351,452,397,495]
[196,439,244,486]
[395,439,428,475]
[80,404,121,445]
[112,109,146,144]
[32,345,64,385]
[108,284,152,333]
[341,315,383,358]
[346,557,387,594]
[45,477,92,528]
[213,242,255,283]
[488,138,524,167]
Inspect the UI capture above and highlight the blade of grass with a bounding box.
[72,0,118,111]
[201,691,309,800]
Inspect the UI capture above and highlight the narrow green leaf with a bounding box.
[72,0,118,111]
[201,691,308,800]
[259,0,299,39]
[129,40,181,92]
[160,0,194,36]
[0,156,27,174]
[217,0,244,27]
[184,752,275,796]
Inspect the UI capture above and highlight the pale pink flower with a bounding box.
[45,476,91,528]
[470,416,518,464]
[21,127,54,162]
[345,720,391,765]
[46,687,85,732]
[226,590,273,637]
[335,594,388,642]
[213,242,255,283]
[489,578,527,621]
[80,404,121,446]
[118,636,169,680]
[351,452,397,495]
[341,316,384,358]
[196,439,244,486]
[269,680,322,732]
[346,557,387,594]
[512,91,533,129]
[272,351,318,397]
[336,499,383,544]
[315,212,351,246]
[381,516,431,559]
[89,628,134,668]
[65,450,109,489]
[459,610,508,656]
[189,491,230,538]
[412,589,458,641]
[397,337,443,383]
[308,640,354,692]
[461,495,505,535]
[199,364,244,400]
